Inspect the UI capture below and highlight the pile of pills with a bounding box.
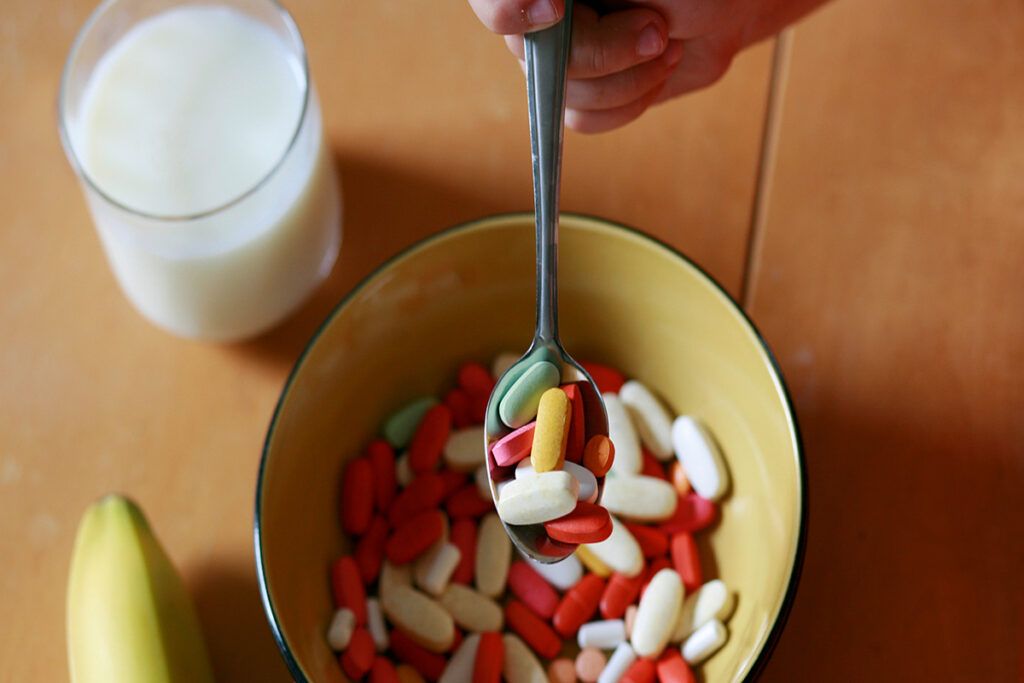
[326,355,735,683]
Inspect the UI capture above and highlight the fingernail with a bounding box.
[636,24,665,58]
[527,0,558,26]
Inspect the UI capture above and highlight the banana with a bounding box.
[66,494,215,683]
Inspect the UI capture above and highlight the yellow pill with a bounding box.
[575,545,612,578]
[530,387,571,472]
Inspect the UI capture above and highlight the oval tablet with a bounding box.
[499,361,561,429]
[439,633,479,683]
[526,553,582,591]
[671,579,735,642]
[619,380,673,459]
[681,619,727,665]
[475,513,511,597]
[381,584,455,653]
[583,516,643,577]
[631,568,683,657]
[496,471,579,525]
[490,422,537,467]
[439,583,504,632]
[544,501,612,544]
[601,475,678,522]
[444,426,486,472]
[518,460,597,503]
[531,387,571,472]
[583,435,615,477]
[384,397,438,449]
[503,634,547,683]
[604,393,641,475]
[671,416,729,501]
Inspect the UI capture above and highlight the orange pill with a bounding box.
[583,435,615,477]
[574,647,607,683]
[547,658,576,683]
[553,574,605,638]
[544,501,612,544]
[669,461,692,496]
[472,632,504,683]
[341,457,374,535]
[409,405,452,474]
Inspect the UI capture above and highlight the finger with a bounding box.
[565,81,666,134]
[655,34,739,101]
[629,0,738,40]
[468,0,564,35]
[566,40,683,110]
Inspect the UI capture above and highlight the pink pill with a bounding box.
[490,422,536,466]
[547,658,577,683]
[575,647,607,683]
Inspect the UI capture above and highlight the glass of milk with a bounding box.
[58,0,341,342]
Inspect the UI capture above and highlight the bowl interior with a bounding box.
[256,213,804,682]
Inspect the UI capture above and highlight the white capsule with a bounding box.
[525,552,582,591]
[578,619,627,650]
[597,642,637,683]
[492,351,520,380]
[671,416,729,501]
[414,542,461,596]
[366,598,389,652]
[671,579,735,642]
[681,619,727,665]
[396,452,415,487]
[601,475,678,522]
[326,607,355,651]
[439,633,480,683]
[619,380,674,459]
[604,393,641,475]
[631,568,683,657]
[444,426,486,472]
[517,460,598,503]
[583,516,643,577]
[496,470,579,525]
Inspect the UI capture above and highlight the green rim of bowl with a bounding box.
[254,212,808,682]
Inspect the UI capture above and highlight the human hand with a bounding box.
[467,0,827,132]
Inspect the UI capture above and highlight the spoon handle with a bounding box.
[525,0,574,344]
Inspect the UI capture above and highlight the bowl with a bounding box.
[255,213,806,682]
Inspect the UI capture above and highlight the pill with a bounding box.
[654,650,695,683]
[446,483,494,519]
[371,656,401,683]
[660,493,717,535]
[491,422,537,467]
[381,584,455,653]
[580,361,626,394]
[669,533,702,592]
[397,453,415,487]
[603,394,641,475]
[671,579,735,642]
[459,361,496,398]
[326,607,356,651]
[499,361,561,429]
[520,460,597,503]
[388,472,445,526]
[597,642,636,683]
[355,515,389,583]
[331,556,367,624]
[575,545,612,578]
[449,518,477,584]
[385,397,438,449]
[622,522,668,559]
[487,359,532,434]
[668,461,691,496]
[341,627,376,680]
[341,457,374,535]
[439,583,504,632]
[534,534,577,559]
[601,475,678,522]
[475,513,511,597]
[503,634,548,683]
[387,511,446,564]
[414,542,461,596]
[492,352,520,380]
[623,605,638,638]
[619,380,673,460]
[553,573,605,638]
[438,470,468,499]
[631,568,683,657]
[368,439,398,513]
[439,633,479,683]
[575,647,607,683]
[410,405,452,474]
[582,435,615,477]
[505,599,563,659]
[496,471,579,525]
[445,388,474,429]
[583,516,643,577]
[390,629,447,681]
[380,560,412,600]
[473,632,504,683]
[599,572,644,619]
[526,553,582,591]
[475,465,492,498]
[544,501,613,544]
[640,449,667,480]
[681,619,727,665]
[507,561,560,619]
[547,658,577,683]
[671,416,729,502]
[561,383,587,462]
[443,426,486,472]
[578,619,627,650]
[531,388,572,472]
[366,597,389,652]
[640,558,673,598]
[396,664,427,683]
[619,658,656,683]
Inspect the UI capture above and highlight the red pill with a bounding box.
[490,422,536,466]
[578,381,609,442]
[641,557,673,596]
[458,362,496,398]
[390,629,447,681]
[449,519,477,584]
[599,572,644,619]
[473,632,504,683]
[386,511,445,564]
[620,657,656,683]
[367,440,397,514]
[341,627,375,680]
[580,361,625,394]
[507,561,560,619]
[582,435,615,478]
[409,405,452,474]
[450,628,465,654]
[370,656,400,683]
[468,393,489,424]
[331,556,367,624]
[656,649,697,683]
[505,600,563,659]
[534,534,577,559]
[388,473,444,526]
[354,515,388,584]
[552,574,605,638]
[544,501,612,544]
[446,484,493,519]
[561,383,586,463]
[670,533,703,592]
[445,388,473,429]
[438,470,467,499]
[341,458,374,536]
[640,448,668,481]
[660,493,718,535]
[623,522,669,559]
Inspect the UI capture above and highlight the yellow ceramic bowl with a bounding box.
[256,213,806,682]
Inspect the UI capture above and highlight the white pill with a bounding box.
[476,513,511,597]
[381,584,455,653]
[439,583,504,633]
[496,470,579,525]
[414,542,461,596]
[517,460,598,503]
[475,465,492,498]
[396,452,414,487]
[366,598,389,652]
[502,633,547,683]
[671,416,729,501]
[525,552,582,591]
[601,475,678,522]
[681,619,727,665]
[671,579,735,642]
[604,394,641,475]
[620,380,674,459]
[443,426,486,472]
[631,568,683,657]
[492,351,520,380]
[439,633,480,683]
[597,642,637,683]
[578,619,627,650]
[379,560,412,600]
[326,607,355,651]
[583,516,643,577]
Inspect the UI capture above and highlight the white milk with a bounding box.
[70,5,340,341]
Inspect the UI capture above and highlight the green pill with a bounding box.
[383,396,437,448]
[498,361,561,429]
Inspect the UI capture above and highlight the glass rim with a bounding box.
[56,0,312,223]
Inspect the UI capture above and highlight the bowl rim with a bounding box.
[254,212,808,682]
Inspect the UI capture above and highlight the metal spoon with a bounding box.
[484,0,609,563]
